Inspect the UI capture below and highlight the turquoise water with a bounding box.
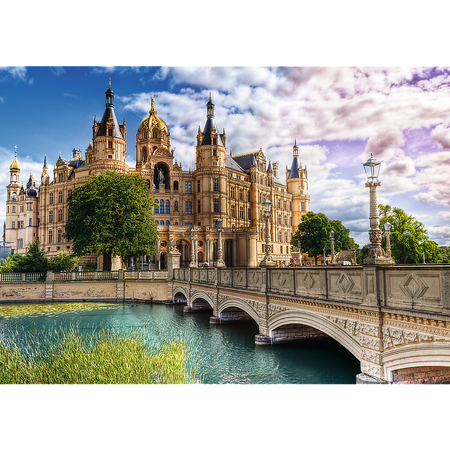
[0,302,360,384]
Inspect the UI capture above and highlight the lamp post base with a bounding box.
[260,258,276,267]
[363,256,395,265]
[216,260,226,268]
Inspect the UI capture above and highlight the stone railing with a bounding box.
[173,265,450,317]
[0,270,169,283]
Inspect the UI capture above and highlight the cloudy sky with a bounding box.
[1,66,450,246]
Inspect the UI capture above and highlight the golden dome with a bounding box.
[138,96,169,134]
[10,150,20,171]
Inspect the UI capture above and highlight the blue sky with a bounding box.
[1,66,450,247]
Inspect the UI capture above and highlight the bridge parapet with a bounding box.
[174,265,450,314]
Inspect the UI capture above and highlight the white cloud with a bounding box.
[431,124,450,149]
[0,66,32,84]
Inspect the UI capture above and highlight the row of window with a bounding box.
[155,199,221,215]
[11,219,33,228]
[48,229,63,244]
[48,192,67,204]
[48,210,64,223]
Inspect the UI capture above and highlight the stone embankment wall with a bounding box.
[0,270,168,302]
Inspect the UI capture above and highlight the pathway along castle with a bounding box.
[5,82,310,269]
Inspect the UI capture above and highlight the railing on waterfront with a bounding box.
[0,270,169,283]
[0,272,46,282]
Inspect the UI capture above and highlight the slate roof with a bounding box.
[225,154,246,173]
[288,156,299,179]
[96,106,123,139]
[201,116,225,146]
[231,151,259,171]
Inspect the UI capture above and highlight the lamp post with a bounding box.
[385,222,392,258]
[189,227,196,268]
[362,153,395,265]
[423,251,426,264]
[215,218,226,268]
[330,230,336,265]
[323,246,326,265]
[297,240,302,266]
[260,198,276,267]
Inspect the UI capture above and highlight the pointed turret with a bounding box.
[96,79,123,139]
[288,140,300,179]
[200,92,225,146]
[41,154,49,185]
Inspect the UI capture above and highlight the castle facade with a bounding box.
[5,82,310,268]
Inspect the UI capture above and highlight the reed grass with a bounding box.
[0,323,198,384]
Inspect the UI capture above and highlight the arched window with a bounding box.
[160,200,164,213]
[154,200,159,214]
[160,220,164,225]
[165,201,170,214]
[173,181,179,191]
[165,221,170,225]
[142,147,147,162]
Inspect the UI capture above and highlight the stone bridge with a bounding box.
[171,264,450,384]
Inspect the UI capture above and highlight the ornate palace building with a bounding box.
[5,82,310,269]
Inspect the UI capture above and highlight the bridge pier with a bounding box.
[183,304,212,313]
[255,325,330,345]
[209,310,254,324]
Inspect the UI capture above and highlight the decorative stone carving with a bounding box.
[337,273,355,294]
[361,361,383,379]
[359,334,381,351]
[399,274,429,300]
[268,303,288,317]
[361,348,381,365]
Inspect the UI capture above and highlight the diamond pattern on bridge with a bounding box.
[303,273,315,290]
[400,274,429,300]
[337,273,355,294]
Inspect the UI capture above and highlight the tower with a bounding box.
[41,154,49,185]
[136,95,172,190]
[195,93,227,227]
[5,148,21,249]
[286,140,310,234]
[86,79,127,174]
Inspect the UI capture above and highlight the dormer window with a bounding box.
[213,138,217,145]
[108,129,113,137]
[153,131,157,138]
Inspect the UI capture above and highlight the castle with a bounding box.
[5,81,310,269]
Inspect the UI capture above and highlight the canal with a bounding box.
[0,302,360,384]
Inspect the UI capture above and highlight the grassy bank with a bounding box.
[0,324,197,384]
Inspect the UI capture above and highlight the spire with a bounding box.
[105,79,114,107]
[293,139,299,158]
[267,160,273,173]
[10,146,20,171]
[150,95,157,115]
[206,92,214,118]
[43,153,47,169]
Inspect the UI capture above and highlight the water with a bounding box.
[0,302,360,384]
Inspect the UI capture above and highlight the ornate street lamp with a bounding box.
[297,240,302,266]
[260,198,276,266]
[215,217,225,267]
[362,153,395,265]
[189,227,197,268]
[384,222,392,258]
[330,230,336,265]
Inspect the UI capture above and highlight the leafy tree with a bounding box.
[0,239,48,273]
[379,204,438,264]
[64,171,159,269]
[48,253,80,272]
[291,211,356,265]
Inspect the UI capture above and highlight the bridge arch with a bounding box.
[268,310,362,361]
[382,342,450,381]
[218,297,260,325]
[172,285,189,301]
[191,290,215,309]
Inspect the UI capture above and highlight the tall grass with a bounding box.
[0,323,199,384]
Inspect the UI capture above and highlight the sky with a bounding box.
[1,66,450,247]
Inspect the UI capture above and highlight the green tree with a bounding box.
[48,253,80,272]
[379,204,438,264]
[64,171,159,269]
[0,239,48,273]
[291,211,355,265]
